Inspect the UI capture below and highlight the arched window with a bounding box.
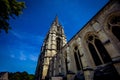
[74,46,83,71]
[87,34,112,66]
[56,38,61,51]
[108,16,120,41]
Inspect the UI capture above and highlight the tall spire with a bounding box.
[54,15,59,25]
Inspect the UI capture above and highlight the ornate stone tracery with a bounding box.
[86,33,112,66]
[108,14,120,41]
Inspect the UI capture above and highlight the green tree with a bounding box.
[21,71,29,80]
[9,71,35,80]
[14,72,21,80]
[9,72,21,80]
[29,74,35,80]
[0,0,25,33]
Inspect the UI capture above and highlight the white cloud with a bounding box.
[10,30,22,39]
[10,30,44,45]
[10,54,15,58]
[29,54,37,62]
[19,51,26,61]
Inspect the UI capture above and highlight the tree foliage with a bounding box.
[0,0,25,33]
[9,71,35,80]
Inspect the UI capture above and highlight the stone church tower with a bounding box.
[35,16,67,80]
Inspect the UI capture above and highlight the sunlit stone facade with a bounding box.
[35,0,120,80]
[35,16,67,80]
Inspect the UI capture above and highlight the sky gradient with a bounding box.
[0,0,109,74]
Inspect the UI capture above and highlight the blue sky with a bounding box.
[0,0,109,74]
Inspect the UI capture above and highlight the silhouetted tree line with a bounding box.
[8,71,35,80]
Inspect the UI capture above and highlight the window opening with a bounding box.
[109,16,120,41]
[74,46,83,71]
[95,39,112,63]
[88,43,102,65]
[112,26,120,41]
[74,52,81,70]
[87,34,111,66]
[56,38,61,50]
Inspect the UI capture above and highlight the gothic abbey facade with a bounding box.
[35,0,120,80]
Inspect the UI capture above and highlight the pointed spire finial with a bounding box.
[54,15,59,25]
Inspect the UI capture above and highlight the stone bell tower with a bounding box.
[35,16,67,80]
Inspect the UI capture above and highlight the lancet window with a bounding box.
[74,46,83,71]
[87,34,112,66]
[56,38,61,51]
